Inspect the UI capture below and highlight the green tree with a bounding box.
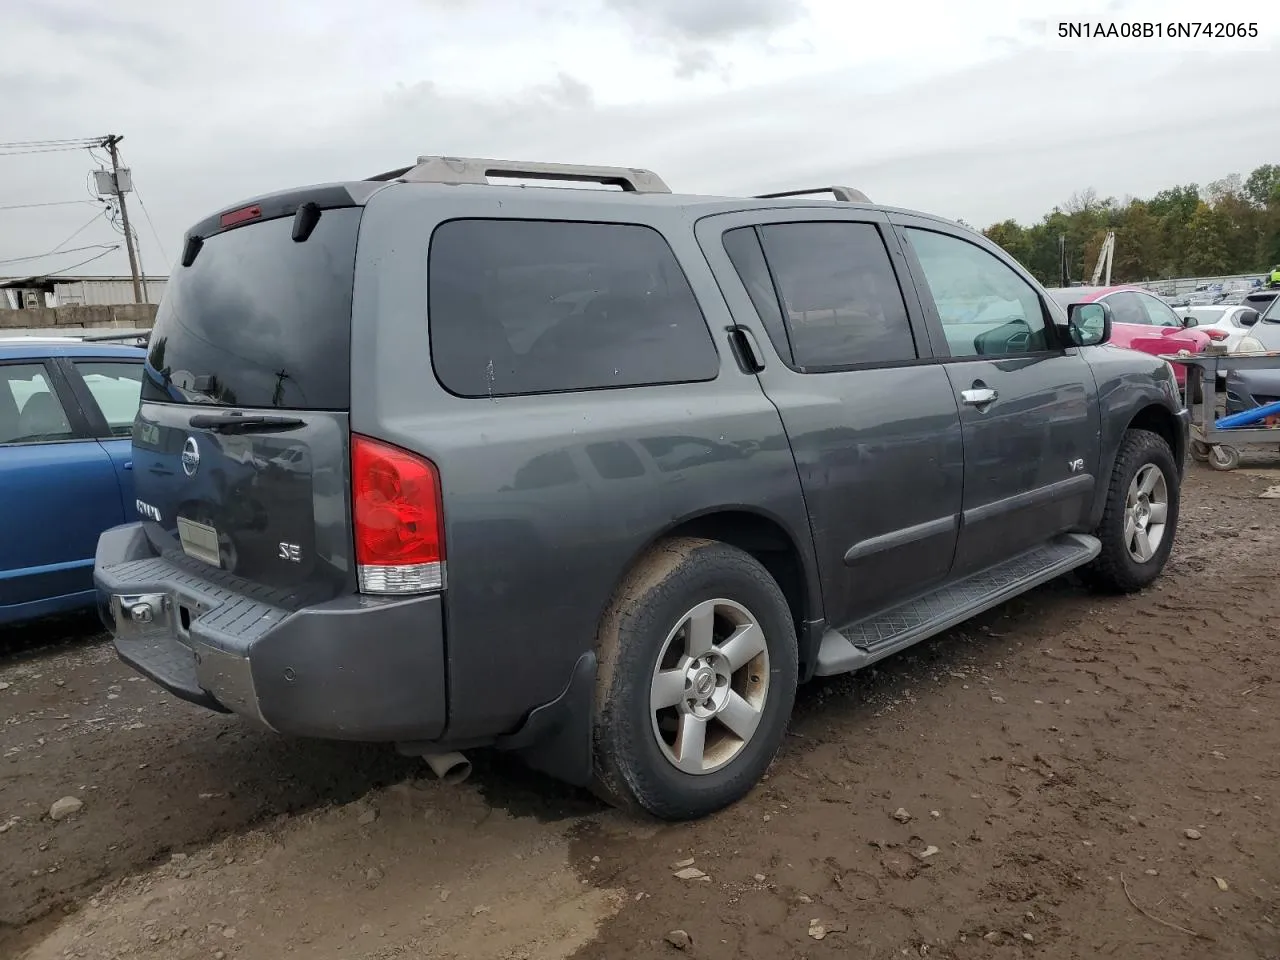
[1244,164,1280,207]
[982,168,1280,283]
[1113,202,1161,280]
[1182,203,1232,276]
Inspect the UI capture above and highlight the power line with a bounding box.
[49,209,109,254]
[0,145,103,157]
[0,243,118,267]
[0,136,109,159]
[0,199,98,212]
[0,209,110,267]
[41,246,122,277]
[0,137,103,149]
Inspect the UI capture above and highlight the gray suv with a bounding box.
[94,157,1189,820]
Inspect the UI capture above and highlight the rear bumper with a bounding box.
[93,523,447,742]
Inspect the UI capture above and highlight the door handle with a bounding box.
[961,387,998,406]
[123,460,133,471]
[728,326,765,374]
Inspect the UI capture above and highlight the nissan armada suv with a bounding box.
[95,157,1188,820]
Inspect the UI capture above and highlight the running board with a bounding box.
[814,534,1100,677]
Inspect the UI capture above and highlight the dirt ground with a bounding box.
[2,462,1279,960]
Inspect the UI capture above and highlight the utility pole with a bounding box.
[103,134,142,303]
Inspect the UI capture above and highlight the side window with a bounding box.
[428,219,719,398]
[74,361,143,437]
[755,221,917,370]
[905,228,1051,357]
[1137,293,1182,328]
[1105,292,1149,325]
[722,227,793,365]
[0,363,74,445]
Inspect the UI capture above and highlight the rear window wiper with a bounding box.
[187,413,306,433]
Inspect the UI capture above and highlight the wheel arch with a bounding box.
[1087,400,1185,532]
[597,506,824,677]
[1127,403,1185,471]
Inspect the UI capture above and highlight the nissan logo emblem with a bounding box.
[181,436,201,477]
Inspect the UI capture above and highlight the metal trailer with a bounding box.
[1163,351,1280,471]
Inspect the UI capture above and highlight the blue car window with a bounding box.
[1,364,74,445]
[74,361,143,437]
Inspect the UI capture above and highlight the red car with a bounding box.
[1047,285,1218,391]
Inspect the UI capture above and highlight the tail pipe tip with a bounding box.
[422,751,471,785]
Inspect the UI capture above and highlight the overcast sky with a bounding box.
[1,0,1276,279]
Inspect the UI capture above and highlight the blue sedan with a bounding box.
[1,333,147,625]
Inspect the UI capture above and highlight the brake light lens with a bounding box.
[351,434,444,594]
[220,205,262,228]
[1204,329,1229,341]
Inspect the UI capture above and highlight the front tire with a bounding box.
[1081,429,1180,593]
[591,538,798,820]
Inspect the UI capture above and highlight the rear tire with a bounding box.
[1081,429,1180,594]
[591,538,798,820]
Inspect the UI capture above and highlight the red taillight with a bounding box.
[1205,329,1229,342]
[219,205,262,228]
[351,434,444,594]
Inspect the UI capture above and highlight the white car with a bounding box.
[1177,304,1261,354]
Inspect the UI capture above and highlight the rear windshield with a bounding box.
[141,207,360,409]
[1186,307,1226,322]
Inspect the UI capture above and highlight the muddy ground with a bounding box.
[2,463,1279,960]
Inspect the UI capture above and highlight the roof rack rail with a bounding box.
[381,156,671,194]
[755,186,871,204]
[79,330,151,345]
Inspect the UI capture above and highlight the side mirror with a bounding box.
[1182,315,1198,327]
[1065,301,1112,347]
[1240,308,1260,327]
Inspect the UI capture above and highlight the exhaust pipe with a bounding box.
[422,751,471,784]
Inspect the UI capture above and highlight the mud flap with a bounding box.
[495,651,597,787]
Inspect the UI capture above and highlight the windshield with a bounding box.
[1262,296,1280,323]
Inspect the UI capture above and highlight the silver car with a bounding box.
[1224,300,1280,413]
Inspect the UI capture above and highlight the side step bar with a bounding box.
[814,534,1101,677]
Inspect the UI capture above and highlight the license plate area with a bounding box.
[176,517,221,568]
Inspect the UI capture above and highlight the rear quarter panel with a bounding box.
[348,185,818,741]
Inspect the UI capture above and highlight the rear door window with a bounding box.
[0,363,74,444]
[722,227,795,365]
[428,219,719,397]
[1103,291,1149,325]
[750,221,917,370]
[74,361,143,437]
[141,207,361,409]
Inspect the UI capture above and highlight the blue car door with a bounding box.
[0,359,125,621]
[60,357,146,518]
